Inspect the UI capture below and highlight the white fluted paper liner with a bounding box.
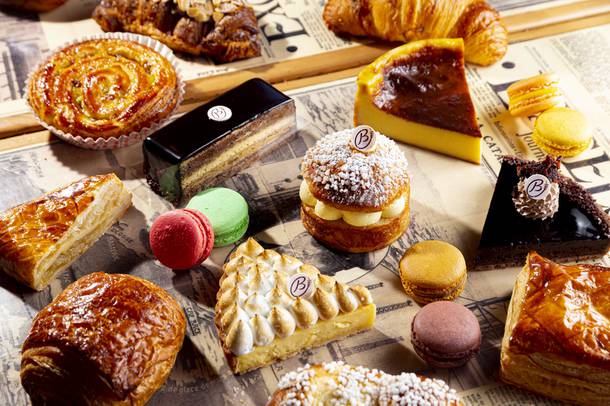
[25,32,185,150]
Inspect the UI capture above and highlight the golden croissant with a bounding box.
[323,0,508,66]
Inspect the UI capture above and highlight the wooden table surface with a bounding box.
[1,0,609,151]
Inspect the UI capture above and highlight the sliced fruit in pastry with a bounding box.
[214,238,376,374]
[0,174,132,290]
[355,38,482,164]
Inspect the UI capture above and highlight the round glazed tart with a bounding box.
[27,34,183,149]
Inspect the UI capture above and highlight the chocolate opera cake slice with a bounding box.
[475,156,610,269]
[143,79,296,205]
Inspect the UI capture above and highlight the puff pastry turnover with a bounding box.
[501,252,610,405]
[323,0,508,66]
[21,272,186,405]
[0,174,132,290]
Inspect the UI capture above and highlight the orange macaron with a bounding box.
[507,73,564,117]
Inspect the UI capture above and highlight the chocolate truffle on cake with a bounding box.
[300,126,410,252]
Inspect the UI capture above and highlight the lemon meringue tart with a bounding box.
[300,127,410,253]
[214,238,376,374]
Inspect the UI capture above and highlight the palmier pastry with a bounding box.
[323,0,507,66]
[267,361,463,405]
[0,174,132,290]
[27,38,180,142]
[93,0,261,63]
[215,239,375,374]
[0,0,67,12]
[501,252,610,405]
[21,272,186,405]
[300,127,410,252]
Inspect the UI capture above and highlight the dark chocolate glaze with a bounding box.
[143,78,293,204]
[475,158,610,268]
[374,46,481,137]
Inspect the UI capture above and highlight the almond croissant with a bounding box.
[323,0,508,66]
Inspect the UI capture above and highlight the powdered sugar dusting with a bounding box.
[301,129,410,208]
[274,361,460,405]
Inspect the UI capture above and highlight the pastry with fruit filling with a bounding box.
[299,127,410,253]
[501,252,610,406]
[355,38,482,164]
[214,239,376,374]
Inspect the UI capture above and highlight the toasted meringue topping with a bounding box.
[350,285,373,305]
[216,239,374,356]
[251,315,274,346]
[269,306,296,338]
[267,285,293,308]
[317,274,336,291]
[313,287,340,320]
[221,304,249,330]
[335,282,359,313]
[226,319,253,356]
[291,298,319,329]
[244,292,271,317]
[233,238,264,259]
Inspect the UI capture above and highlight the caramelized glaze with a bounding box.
[22,272,186,399]
[509,252,610,369]
[0,175,109,273]
[28,39,179,139]
[373,46,481,137]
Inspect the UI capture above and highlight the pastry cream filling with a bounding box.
[300,181,405,227]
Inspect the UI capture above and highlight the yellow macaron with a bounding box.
[533,107,592,157]
[399,240,467,304]
[507,73,564,116]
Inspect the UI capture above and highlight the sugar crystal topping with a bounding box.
[301,129,409,208]
[275,361,460,405]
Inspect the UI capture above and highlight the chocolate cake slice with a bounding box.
[143,78,296,205]
[475,156,610,269]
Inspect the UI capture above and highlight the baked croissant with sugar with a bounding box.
[323,0,508,66]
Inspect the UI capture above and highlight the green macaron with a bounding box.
[186,187,249,247]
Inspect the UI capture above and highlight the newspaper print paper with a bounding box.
[0,24,609,405]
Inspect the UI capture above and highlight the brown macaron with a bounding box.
[411,301,481,368]
[399,240,467,304]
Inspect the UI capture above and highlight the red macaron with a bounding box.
[149,209,214,270]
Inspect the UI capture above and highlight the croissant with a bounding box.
[323,0,508,66]
[21,272,186,405]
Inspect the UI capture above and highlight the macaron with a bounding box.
[186,187,249,247]
[532,107,592,157]
[411,301,481,368]
[507,73,564,116]
[399,240,467,304]
[149,209,214,270]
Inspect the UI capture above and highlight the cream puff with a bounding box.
[300,127,410,252]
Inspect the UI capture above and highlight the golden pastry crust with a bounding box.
[501,252,610,405]
[0,174,132,290]
[21,272,186,405]
[323,0,507,66]
[28,38,179,140]
[267,362,463,405]
[93,0,261,63]
[300,200,410,253]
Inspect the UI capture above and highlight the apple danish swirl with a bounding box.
[27,38,180,140]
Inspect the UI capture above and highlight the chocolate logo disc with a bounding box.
[207,105,232,122]
[351,125,377,152]
[525,174,551,200]
[287,273,314,299]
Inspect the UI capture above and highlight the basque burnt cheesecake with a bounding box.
[354,39,482,164]
[215,239,376,374]
[300,127,411,253]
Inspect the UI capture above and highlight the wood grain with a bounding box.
[1,3,609,145]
